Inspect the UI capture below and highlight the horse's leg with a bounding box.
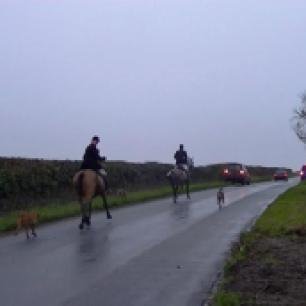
[173,184,178,203]
[102,192,112,219]
[87,201,92,226]
[79,200,90,229]
[31,224,37,237]
[186,180,191,199]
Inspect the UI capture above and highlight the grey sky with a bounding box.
[1,0,306,169]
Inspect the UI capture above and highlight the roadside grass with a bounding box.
[212,180,306,306]
[0,180,224,233]
[254,181,306,236]
[213,292,241,306]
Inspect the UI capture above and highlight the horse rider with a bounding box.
[174,144,188,172]
[80,135,108,189]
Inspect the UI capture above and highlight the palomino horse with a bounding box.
[73,170,112,229]
[167,165,191,203]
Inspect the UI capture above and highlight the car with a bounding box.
[300,165,306,181]
[273,169,288,181]
[222,163,251,185]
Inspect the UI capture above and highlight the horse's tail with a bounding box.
[76,172,85,198]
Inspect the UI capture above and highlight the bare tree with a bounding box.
[293,93,306,143]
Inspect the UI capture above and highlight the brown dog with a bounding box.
[116,188,127,199]
[15,211,38,239]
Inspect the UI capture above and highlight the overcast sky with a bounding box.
[1,0,306,169]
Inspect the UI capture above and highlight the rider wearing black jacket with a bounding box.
[81,136,108,189]
[174,144,188,166]
[81,136,105,170]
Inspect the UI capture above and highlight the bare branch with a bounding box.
[292,92,306,144]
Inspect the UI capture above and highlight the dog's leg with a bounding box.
[31,224,37,237]
[25,226,30,239]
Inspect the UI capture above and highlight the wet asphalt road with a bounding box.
[0,179,297,306]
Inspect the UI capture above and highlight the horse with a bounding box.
[73,170,112,230]
[167,160,192,203]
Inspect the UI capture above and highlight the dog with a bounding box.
[107,188,127,199]
[116,188,127,199]
[217,187,225,210]
[15,211,39,239]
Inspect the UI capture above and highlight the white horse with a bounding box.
[167,157,194,203]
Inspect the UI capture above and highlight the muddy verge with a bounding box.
[224,236,306,305]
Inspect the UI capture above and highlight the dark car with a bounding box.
[300,165,306,181]
[222,163,251,185]
[273,169,288,181]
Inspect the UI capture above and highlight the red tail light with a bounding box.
[240,170,245,175]
[224,169,229,174]
[301,171,304,176]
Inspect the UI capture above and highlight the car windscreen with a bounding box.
[227,164,242,170]
[276,170,286,174]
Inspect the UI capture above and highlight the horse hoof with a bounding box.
[84,217,91,226]
[79,223,84,230]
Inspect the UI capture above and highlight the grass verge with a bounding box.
[212,180,306,306]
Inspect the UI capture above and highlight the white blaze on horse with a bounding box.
[167,157,193,203]
[73,170,112,230]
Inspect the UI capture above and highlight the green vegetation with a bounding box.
[254,182,306,236]
[213,292,241,306]
[213,181,306,306]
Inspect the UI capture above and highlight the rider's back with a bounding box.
[81,144,102,170]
